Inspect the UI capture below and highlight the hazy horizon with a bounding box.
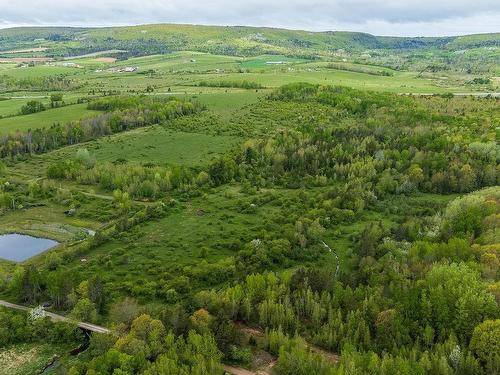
[0,22,499,38]
[0,0,499,37]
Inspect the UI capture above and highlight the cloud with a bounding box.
[0,0,499,36]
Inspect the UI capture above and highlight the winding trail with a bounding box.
[223,365,258,375]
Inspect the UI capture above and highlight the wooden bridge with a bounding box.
[0,299,110,334]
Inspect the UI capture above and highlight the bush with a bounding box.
[20,100,45,115]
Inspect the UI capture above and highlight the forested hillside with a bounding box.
[1,24,499,58]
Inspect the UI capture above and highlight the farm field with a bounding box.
[0,23,498,375]
[0,97,52,117]
[0,103,99,134]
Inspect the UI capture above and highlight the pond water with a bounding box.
[0,233,59,262]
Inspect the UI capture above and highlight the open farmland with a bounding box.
[0,103,99,134]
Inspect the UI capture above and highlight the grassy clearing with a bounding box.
[240,54,309,69]
[0,97,50,117]
[191,69,467,93]
[0,103,99,134]
[64,186,283,302]
[0,202,102,242]
[42,126,241,166]
[0,64,79,79]
[192,90,267,117]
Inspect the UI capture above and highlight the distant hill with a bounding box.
[0,24,498,58]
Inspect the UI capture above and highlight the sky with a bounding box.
[0,0,499,36]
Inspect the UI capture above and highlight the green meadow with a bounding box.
[0,103,99,134]
[46,126,242,166]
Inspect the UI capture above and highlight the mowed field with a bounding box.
[0,103,99,134]
[0,63,79,79]
[0,97,51,117]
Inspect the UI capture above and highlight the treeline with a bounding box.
[0,74,75,92]
[326,62,394,76]
[0,96,202,158]
[198,80,265,89]
[68,314,223,375]
[0,307,82,347]
[47,159,201,200]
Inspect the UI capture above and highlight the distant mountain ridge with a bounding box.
[0,24,498,58]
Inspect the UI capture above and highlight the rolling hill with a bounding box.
[1,24,498,58]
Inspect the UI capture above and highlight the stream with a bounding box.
[39,334,90,374]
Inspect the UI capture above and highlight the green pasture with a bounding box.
[0,97,50,117]
[189,69,469,93]
[0,92,92,117]
[0,64,80,79]
[45,126,242,166]
[6,51,476,95]
[240,54,309,69]
[0,103,99,134]
[191,90,267,117]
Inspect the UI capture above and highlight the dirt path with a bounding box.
[224,365,258,375]
[307,343,340,363]
[237,322,340,364]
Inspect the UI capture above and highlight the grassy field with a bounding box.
[0,103,99,134]
[0,64,79,79]
[187,69,469,93]
[0,97,51,117]
[0,94,86,117]
[45,126,242,166]
[62,185,290,302]
[0,201,103,242]
[74,52,482,94]
[114,51,242,72]
[0,51,483,98]
[191,90,267,118]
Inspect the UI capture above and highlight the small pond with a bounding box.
[0,233,59,262]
